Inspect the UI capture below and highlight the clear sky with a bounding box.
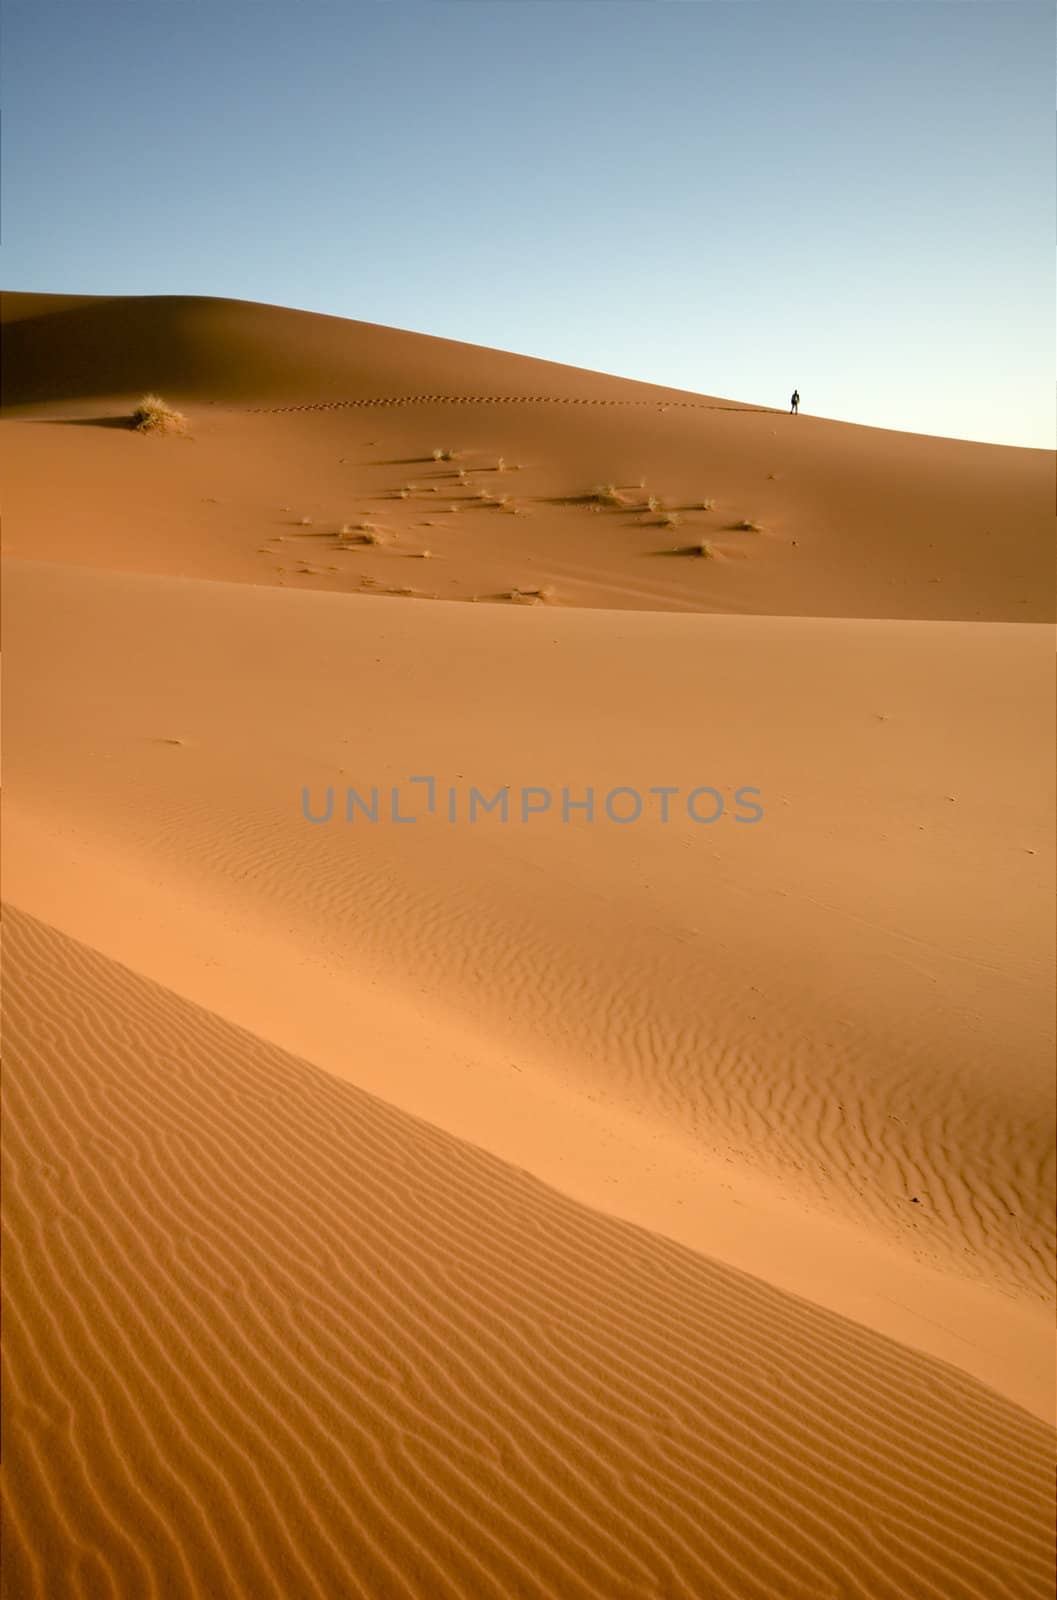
[3,1,1052,446]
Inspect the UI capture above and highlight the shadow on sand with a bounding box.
[31,415,139,430]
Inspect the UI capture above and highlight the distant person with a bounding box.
[790,389,800,415]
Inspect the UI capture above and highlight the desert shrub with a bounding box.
[131,394,186,433]
[593,483,627,507]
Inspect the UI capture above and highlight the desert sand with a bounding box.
[2,291,1054,1598]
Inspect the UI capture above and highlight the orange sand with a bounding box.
[3,292,1054,1598]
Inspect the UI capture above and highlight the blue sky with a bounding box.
[3,1,1052,446]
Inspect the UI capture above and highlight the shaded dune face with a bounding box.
[3,907,1054,1600]
[0,291,687,407]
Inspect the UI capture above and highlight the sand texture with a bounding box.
[3,291,1054,1598]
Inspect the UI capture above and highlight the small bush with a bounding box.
[701,498,716,511]
[131,393,186,434]
[593,483,627,507]
[735,518,762,532]
[338,522,385,545]
[432,447,457,461]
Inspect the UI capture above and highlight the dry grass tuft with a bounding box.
[592,483,628,507]
[664,539,717,559]
[337,522,386,546]
[735,518,763,532]
[432,447,457,461]
[131,393,186,434]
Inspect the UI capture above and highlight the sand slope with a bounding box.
[3,291,1053,620]
[2,291,1054,1597]
[4,556,1053,1407]
[4,906,1054,1600]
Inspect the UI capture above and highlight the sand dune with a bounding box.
[5,555,1053,1395]
[2,291,1054,1596]
[4,906,1054,1600]
[3,292,1052,620]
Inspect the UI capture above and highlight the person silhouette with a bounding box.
[790,389,800,415]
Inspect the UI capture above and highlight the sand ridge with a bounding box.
[4,907,1054,1600]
